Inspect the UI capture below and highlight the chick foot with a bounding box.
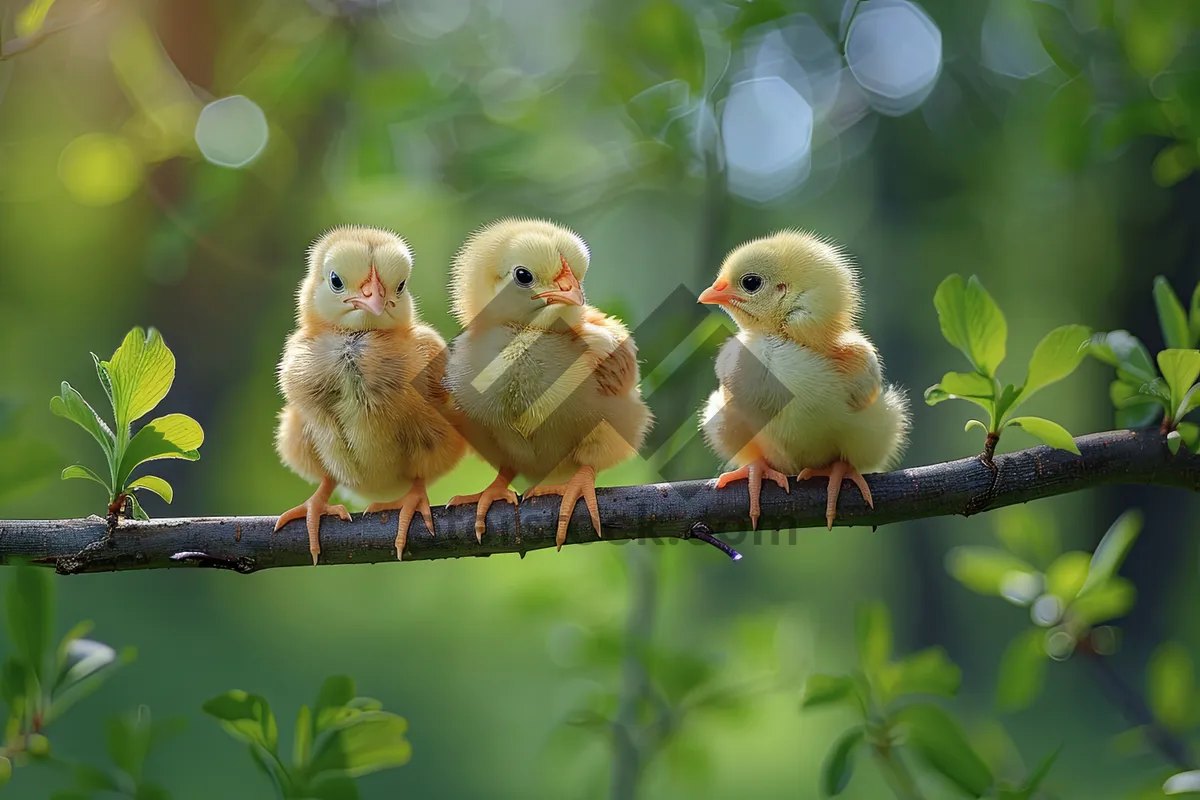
[447,469,518,543]
[714,459,790,531]
[365,479,434,561]
[524,466,600,550]
[798,461,873,530]
[274,476,352,566]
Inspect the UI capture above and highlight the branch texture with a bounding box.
[2,430,1197,575]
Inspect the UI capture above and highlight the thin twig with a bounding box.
[609,547,658,799]
[0,430,1195,575]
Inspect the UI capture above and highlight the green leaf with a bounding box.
[1149,641,1193,731]
[117,413,203,487]
[1045,551,1092,603]
[71,763,119,791]
[924,372,994,411]
[945,547,1038,597]
[894,703,994,797]
[1022,325,1092,400]
[57,638,116,694]
[996,629,1047,712]
[1019,743,1062,796]
[295,705,313,769]
[306,711,411,779]
[1089,330,1157,382]
[885,647,962,702]
[1110,380,1165,429]
[50,381,116,461]
[315,676,356,733]
[1068,577,1136,627]
[994,383,1022,427]
[933,275,1008,377]
[802,674,857,711]
[1153,143,1196,188]
[61,464,109,490]
[1124,0,1185,76]
[965,419,989,435]
[994,505,1059,568]
[1179,422,1200,453]
[127,492,149,521]
[104,327,176,437]
[855,602,892,675]
[1158,350,1200,416]
[820,727,863,796]
[46,645,135,724]
[1006,416,1080,454]
[202,691,278,753]
[106,711,152,779]
[135,783,171,800]
[308,776,361,800]
[127,475,172,504]
[1079,509,1142,595]
[7,562,52,682]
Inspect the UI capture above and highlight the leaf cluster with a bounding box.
[801,601,1058,799]
[51,706,183,800]
[50,327,203,520]
[202,676,411,800]
[926,275,1090,454]
[1089,277,1200,452]
[947,507,1141,712]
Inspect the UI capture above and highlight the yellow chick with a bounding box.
[275,226,466,563]
[444,217,652,549]
[698,230,909,530]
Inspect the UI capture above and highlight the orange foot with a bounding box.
[524,466,600,551]
[714,459,790,530]
[365,479,434,561]
[275,476,352,566]
[798,460,873,530]
[447,469,519,543]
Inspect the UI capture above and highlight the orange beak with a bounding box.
[532,255,584,307]
[347,264,387,316]
[698,279,740,307]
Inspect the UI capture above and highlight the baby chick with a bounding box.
[699,230,909,530]
[444,218,652,549]
[275,226,466,564]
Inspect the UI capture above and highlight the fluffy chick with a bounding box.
[275,226,465,563]
[699,230,909,530]
[444,217,652,549]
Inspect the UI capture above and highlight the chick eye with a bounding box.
[513,266,534,287]
[329,271,345,293]
[740,273,764,294]
[395,279,406,295]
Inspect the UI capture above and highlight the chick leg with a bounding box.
[524,466,600,551]
[274,475,352,566]
[798,460,874,530]
[714,459,791,531]
[446,468,519,543]
[364,479,434,561]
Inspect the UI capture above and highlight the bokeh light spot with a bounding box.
[57,134,142,207]
[846,0,943,116]
[194,95,269,168]
[721,76,814,203]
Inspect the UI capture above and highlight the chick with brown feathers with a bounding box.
[275,226,465,564]
[443,218,652,549]
[699,230,910,530]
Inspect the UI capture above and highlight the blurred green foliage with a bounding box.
[3,0,1200,797]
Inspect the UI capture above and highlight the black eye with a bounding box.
[329,271,345,293]
[395,279,406,295]
[740,273,764,294]
[513,266,534,287]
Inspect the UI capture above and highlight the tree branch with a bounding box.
[1,429,1196,575]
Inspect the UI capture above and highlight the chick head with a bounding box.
[699,230,860,340]
[300,226,415,331]
[450,217,590,328]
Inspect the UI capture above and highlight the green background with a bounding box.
[1,0,1197,797]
